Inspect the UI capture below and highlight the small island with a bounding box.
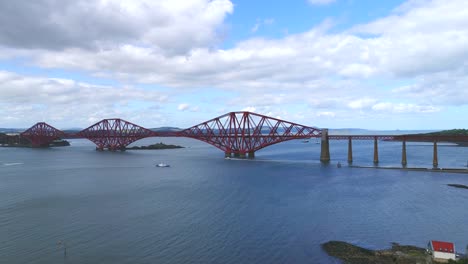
[126,142,183,150]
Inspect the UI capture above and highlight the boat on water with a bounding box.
[156,163,170,167]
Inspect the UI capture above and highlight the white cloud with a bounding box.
[347,98,377,110]
[1,0,467,129]
[251,18,275,33]
[177,104,189,111]
[251,24,260,33]
[0,0,233,55]
[372,102,439,113]
[307,0,336,5]
[242,106,256,112]
[317,111,336,117]
[0,71,168,127]
[177,103,199,112]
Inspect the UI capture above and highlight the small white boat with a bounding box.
[156,163,170,167]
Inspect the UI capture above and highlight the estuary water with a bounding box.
[1,138,467,263]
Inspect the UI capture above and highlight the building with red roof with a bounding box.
[428,240,456,261]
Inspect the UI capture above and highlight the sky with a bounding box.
[0,0,467,130]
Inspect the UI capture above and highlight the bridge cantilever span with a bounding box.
[17,112,468,165]
[77,118,156,151]
[18,113,323,156]
[20,122,65,147]
[178,111,322,158]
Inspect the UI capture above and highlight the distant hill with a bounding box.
[328,128,437,136]
[420,129,468,136]
[0,128,25,133]
[150,127,182,132]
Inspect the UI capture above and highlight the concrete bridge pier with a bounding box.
[320,129,330,163]
[225,151,232,158]
[239,152,247,159]
[347,137,353,164]
[373,137,379,165]
[433,141,438,169]
[401,140,407,167]
[248,151,255,159]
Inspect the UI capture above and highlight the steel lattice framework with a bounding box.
[78,118,156,150]
[178,111,322,155]
[20,122,65,147]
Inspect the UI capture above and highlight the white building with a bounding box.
[428,240,456,261]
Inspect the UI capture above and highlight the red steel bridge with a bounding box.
[20,112,322,157]
[19,111,468,165]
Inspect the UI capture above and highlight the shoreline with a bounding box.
[350,165,468,174]
[323,241,468,263]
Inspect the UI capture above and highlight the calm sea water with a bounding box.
[1,138,467,264]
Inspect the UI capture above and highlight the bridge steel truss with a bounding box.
[77,118,156,151]
[178,111,322,158]
[18,112,468,158]
[20,122,66,147]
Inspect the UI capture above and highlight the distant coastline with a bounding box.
[0,133,70,148]
[350,165,468,174]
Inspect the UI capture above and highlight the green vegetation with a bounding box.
[424,129,468,136]
[322,241,429,264]
[449,259,468,264]
[0,133,70,147]
[401,129,468,146]
[126,142,183,150]
[0,133,29,147]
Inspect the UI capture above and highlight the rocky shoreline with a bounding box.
[350,165,468,174]
[323,241,429,264]
[322,241,467,264]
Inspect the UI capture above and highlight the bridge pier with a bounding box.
[239,152,246,159]
[347,137,353,164]
[225,151,232,158]
[373,137,379,165]
[248,151,255,159]
[401,140,407,167]
[320,129,330,163]
[433,141,438,169]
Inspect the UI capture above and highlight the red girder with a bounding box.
[20,122,65,147]
[77,118,156,150]
[328,135,395,140]
[178,111,322,154]
[21,112,468,153]
[328,134,468,142]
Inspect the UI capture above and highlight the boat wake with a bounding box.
[2,162,24,166]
